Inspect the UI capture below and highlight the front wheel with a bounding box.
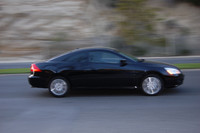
[141,75,163,96]
[48,77,70,97]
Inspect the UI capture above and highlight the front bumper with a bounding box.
[164,74,184,88]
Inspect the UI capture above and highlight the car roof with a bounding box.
[71,47,118,53]
[48,47,119,62]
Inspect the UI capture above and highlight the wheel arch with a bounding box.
[142,70,165,86]
[144,71,163,78]
[47,72,72,88]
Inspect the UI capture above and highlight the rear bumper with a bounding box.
[163,74,184,88]
[28,75,48,88]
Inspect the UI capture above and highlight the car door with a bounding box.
[86,50,136,88]
[59,52,93,87]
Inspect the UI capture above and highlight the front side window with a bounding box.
[89,51,124,63]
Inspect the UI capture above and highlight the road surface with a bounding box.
[0,70,200,133]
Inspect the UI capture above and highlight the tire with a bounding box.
[48,77,70,97]
[141,74,163,96]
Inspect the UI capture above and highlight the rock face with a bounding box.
[0,0,113,60]
[0,0,199,60]
[149,0,200,55]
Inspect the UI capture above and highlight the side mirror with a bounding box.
[120,59,127,66]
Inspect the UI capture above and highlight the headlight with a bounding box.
[165,68,181,75]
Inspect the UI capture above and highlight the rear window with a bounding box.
[48,51,88,63]
[48,52,73,62]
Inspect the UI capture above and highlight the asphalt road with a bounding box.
[0,70,200,133]
[0,56,200,69]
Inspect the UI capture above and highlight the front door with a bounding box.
[86,50,135,88]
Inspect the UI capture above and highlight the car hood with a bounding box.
[140,60,177,68]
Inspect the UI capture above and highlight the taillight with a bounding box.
[31,64,42,72]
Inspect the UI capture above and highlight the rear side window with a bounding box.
[89,51,124,63]
[48,52,72,62]
[63,52,88,63]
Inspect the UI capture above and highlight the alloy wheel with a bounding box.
[142,76,162,95]
[49,78,68,97]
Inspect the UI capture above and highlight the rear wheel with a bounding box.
[48,77,70,97]
[141,74,163,96]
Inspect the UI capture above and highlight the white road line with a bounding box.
[182,69,200,72]
[141,55,200,59]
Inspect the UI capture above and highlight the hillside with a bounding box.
[0,0,199,60]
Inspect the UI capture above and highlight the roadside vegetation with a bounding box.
[0,68,29,74]
[174,63,200,69]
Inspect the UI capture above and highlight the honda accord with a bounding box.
[28,47,184,97]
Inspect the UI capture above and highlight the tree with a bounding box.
[176,0,200,6]
[115,0,156,44]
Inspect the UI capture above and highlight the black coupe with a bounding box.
[28,47,184,97]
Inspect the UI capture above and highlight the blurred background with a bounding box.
[0,0,200,61]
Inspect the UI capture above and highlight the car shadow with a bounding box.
[36,87,186,98]
[69,89,142,97]
[36,88,144,98]
[163,86,189,96]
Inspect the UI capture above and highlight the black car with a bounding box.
[28,47,184,97]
